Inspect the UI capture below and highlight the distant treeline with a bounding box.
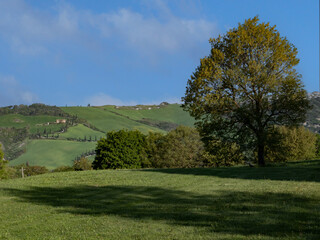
[0,103,69,117]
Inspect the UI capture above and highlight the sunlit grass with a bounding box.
[1,160,319,239]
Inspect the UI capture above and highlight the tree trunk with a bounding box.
[257,141,265,166]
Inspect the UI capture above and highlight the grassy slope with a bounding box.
[9,140,96,169]
[0,161,319,240]
[59,124,105,140]
[103,104,195,126]
[61,107,166,134]
[0,114,62,133]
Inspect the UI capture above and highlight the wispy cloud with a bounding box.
[85,93,137,106]
[0,76,38,106]
[85,93,181,107]
[0,0,217,58]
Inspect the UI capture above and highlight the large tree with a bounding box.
[182,17,310,166]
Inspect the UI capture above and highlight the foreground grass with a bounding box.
[0,161,319,240]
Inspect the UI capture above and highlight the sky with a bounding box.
[0,0,319,107]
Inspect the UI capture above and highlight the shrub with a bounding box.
[316,134,320,157]
[24,165,49,176]
[73,157,91,171]
[202,139,244,167]
[266,126,317,162]
[92,130,147,169]
[53,166,74,172]
[0,144,9,179]
[146,126,205,168]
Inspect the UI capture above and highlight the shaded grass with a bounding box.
[0,161,319,239]
[143,160,320,182]
[9,140,96,169]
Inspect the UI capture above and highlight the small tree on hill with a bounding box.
[182,16,311,166]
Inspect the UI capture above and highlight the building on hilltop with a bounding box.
[56,119,66,124]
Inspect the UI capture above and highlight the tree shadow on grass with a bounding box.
[3,185,320,238]
[142,160,320,182]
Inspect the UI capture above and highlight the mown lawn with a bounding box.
[0,160,319,239]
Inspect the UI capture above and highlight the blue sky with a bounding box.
[0,0,318,106]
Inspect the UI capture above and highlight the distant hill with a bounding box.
[0,103,195,169]
[1,98,319,169]
[305,93,320,133]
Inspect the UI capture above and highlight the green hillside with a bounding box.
[1,160,319,239]
[102,104,195,127]
[59,124,105,140]
[61,106,167,134]
[0,114,63,134]
[9,140,96,169]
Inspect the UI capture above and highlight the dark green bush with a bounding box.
[202,139,244,167]
[92,130,147,169]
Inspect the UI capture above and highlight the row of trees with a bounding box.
[92,126,318,170]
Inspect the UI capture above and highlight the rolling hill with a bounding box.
[1,99,319,169]
[1,103,195,168]
[9,140,97,170]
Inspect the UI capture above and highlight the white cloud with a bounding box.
[91,8,217,55]
[85,93,137,106]
[0,75,38,106]
[85,93,182,107]
[0,0,218,57]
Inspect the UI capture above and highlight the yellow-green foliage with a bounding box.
[73,157,92,171]
[182,16,310,166]
[0,144,9,179]
[147,126,205,168]
[202,139,244,167]
[266,126,316,162]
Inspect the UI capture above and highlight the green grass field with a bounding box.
[9,140,97,169]
[0,114,63,134]
[61,107,166,134]
[0,160,319,239]
[59,124,106,140]
[102,104,195,127]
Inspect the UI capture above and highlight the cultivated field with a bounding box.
[61,106,166,134]
[0,160,319,240]
[58,124,106,140]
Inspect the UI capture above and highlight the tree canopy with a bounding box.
[182,16,310,166]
